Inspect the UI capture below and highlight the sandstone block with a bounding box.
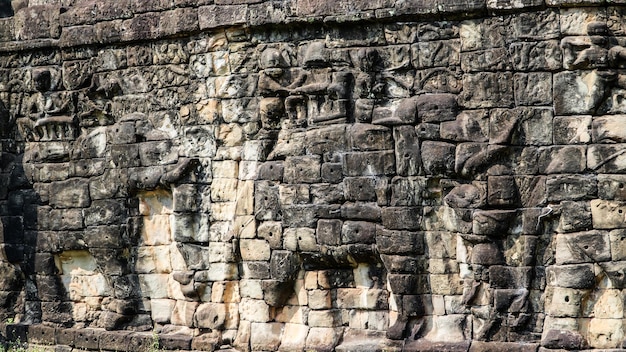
[343,151,395,177]
[547,264,595,289]
[421,141,456,176]
[589,144,626,173]
[284,155,321,184]
[591,199,626,229]
[555,231,610,264]
[240,239,271,261]
[553,115,591,145]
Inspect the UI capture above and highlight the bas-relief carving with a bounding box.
[5,10,626,351]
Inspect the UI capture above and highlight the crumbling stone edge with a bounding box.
[0,323,555,352]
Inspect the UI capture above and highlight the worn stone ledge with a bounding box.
[0,324,219,352]
[0,324,551,352]
[0,0,621,52]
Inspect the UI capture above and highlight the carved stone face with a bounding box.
[33,69,51,92]
[260,48,286,69]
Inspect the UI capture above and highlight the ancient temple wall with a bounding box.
[0,0,625,351]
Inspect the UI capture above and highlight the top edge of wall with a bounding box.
[0,0,622,52]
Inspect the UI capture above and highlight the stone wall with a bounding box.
[0,0,625,351]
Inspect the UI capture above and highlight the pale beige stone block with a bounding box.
[279,323,309,351]
[305,327,342,351]
[279,184,310,205]
[169,243,188,271]
[208,242,236,263]
[336,288,388,309]
[304,271,318,290]
[151,299,175,324]
[308,309,342,327]
[240,239,271,261]
[584,289,624,319]
[167,276,187,301]
[250,322,283,351]
[430,274,463,295]
[424,314,469,342]
[207,263,239,281]
[72,303,88,322]
[217,123,244,147]
[136,246,172,274]
[212,160,239,178]
[348,310,368,329]
[546,287,582,318]
[240,298,270,323]
[239,161,259,180]
[353,263,374,288]
[138,190,174,215]
[232,215,256,238]
[283,228,317,251]
[225,303,240,329]
[275,305,305,324]
[235,180,254,216]
[171,300,199,327]
[211,281,241,303]
[308,289,331,310]
[211,178,239,202]
[138,274,169,299]
[591,200,626,229]
[239,141,264,162]
[258,221,283,249]
[586,318,624,349]
[234,320,251,352]
[141,214,172,245]
[210,202,237,221]
[209,221,231,242]
[368,310,389,331]
[240,279,264,299]
[432,295,446,315]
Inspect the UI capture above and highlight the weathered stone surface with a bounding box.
[5,2,626,351]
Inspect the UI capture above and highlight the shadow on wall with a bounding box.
[0,0,13,18]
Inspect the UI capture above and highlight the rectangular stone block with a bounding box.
[316,219,342,246]
[553,115,591,144]
[421,141,455,176]
[284,156,321,184]
[556,230,610,265]
[538,146,586,174]
[279,184,310,205]
[343,177,376,202]
[591,199,626,229]
[546,264,595,289]
[341,202,382,221]
[413,39,460,69]
[547,174,597,201]
[558,200,592,233]
[440,110,489,143]
[335,288,388,309]
[459,72,514,109]
[255,181,281,221]
[341,221,376,244]
[382,207,422,230]
[199,5,248,30]
[514,72,552,106]
[376,229,424,255]
[393,125,421,176]
[489,266,532,289]
[311,183,344,204]
[589,144,626,173]
[348,123,393,151]
[343,151,395,176]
